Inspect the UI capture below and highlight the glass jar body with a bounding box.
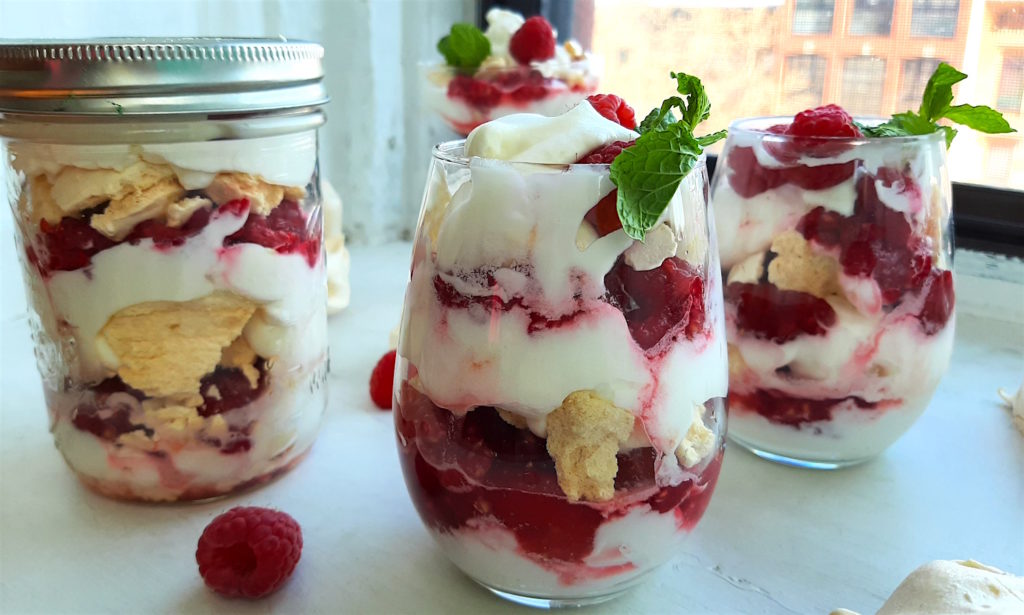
[395,143,727,605]
[711,120,955,468]
[2,113,329,501]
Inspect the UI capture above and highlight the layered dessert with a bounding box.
[395,88,727,601]
[8,132,328,501]
[713,106,955,464]
[423,8,600,136]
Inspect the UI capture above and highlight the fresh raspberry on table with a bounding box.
[196,507,302,599]
[587,94,637,129]
[786,104,863,138]
[509,16,557,65]
[369,350,397,410]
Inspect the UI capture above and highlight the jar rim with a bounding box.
[728,115,948,144]
[432,139,709,170]
[0,38,328,116]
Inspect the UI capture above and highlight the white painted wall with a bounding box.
[0,0,473,244]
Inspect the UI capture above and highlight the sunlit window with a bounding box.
[841,56,887,115]
[997,54,1024,113]
[899,58,944,112]
[784,55,828,109]
[910,0,959,38]
[793,0,835,34]
[851,0,894,36]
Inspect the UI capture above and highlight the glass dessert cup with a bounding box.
[394,141,728,606]
[422,63,600,136]
[711,118,955,469]
[3,118,329,502]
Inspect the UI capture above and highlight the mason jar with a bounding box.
[711,117,954,469]
[395,139,727,606]
[0,39,330,501]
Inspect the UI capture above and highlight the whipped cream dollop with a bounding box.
[465,102,637,164]
[483,8,526,57]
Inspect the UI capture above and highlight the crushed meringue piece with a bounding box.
[49,162,173,215]
[322,180,351,314]
[545,390,634,502]
[575,220,598,251]
[205,172,285,216]
[97,292,257,398]
[117,429,157,451]
[564,40,585,61]
[90,177,186,240]
[206,414,230,441]
[998,380,1024,436]
[283,185,307,202]
[26,175,63,225]
[864,560,1024,615]
[497,408,529,429]
[726,251,765,285]
[220,335,261,389]
[625,223,678,271]
[388,325,400,350]
[166,196,212,228]
[768,230,839,297]
[676,407,715,468]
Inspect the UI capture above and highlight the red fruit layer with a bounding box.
[583,191,624,236]
[69,361,267,455]
[224,200,321,267]
[725,146,855,198]
[31,196,318,277]
[577,140,635,165]
[726,282,837,343]
[604,256,707,351]
[395,382,722,572]
[446,69,574,111]
[729,388,885,427]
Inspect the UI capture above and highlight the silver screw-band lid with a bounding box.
[0,38,328,116]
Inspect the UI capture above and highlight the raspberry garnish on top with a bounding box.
[786,104,863,139]
[509,15,557,65]
[196,506,302,599]
[587,94,637,130]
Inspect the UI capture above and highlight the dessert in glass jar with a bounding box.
[395,76,728,606]
[423,8,600,136]
[711,64,1015,468]
[0,39,330,501]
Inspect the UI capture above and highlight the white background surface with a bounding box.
[2,237,1023,614]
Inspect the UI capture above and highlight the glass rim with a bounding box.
[432,139,708,170]
[727,115,948,144]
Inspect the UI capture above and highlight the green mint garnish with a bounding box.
[610,72,726,241]
[437,23,490,74]
[857,62,1015,147]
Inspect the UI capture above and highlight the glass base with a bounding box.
[476,583,631,609]
[729,434,874,470]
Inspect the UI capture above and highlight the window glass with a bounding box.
[910,0,959,38]
[850,0,893,36]
[784,55,828,109]
[996,54,1024,113]
[899,58,944,112]
[793,0,835,34]
[840,56,887,115]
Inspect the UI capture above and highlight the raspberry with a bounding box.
[727,282,836,343]
[196,507,302,599]
[35,217,116,275]
[605,256,706,351]
[369,350,397,410]
[509,16,557,65]
[197,361,267,418]
[224,200,321,267]
[584,191,623,236]
[918,269,954,335]
[447,74,502,109]
[126,206,212,248]
[786,104,863,139]
[726,146,787,198]
[576,139,635,165]
[587,94,637,130]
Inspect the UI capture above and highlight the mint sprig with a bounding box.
[610,72,726,241]
[858,62,1015,147]
[437,24,491,74]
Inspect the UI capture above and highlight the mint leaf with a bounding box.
[637,103,678,135]
[437,24,490,73]
[697,129,727,148]
[919,62,967,122]
[943,104,1015,134]
[671,71,711,130]
[611,123,701,241]
[857,120,910,138]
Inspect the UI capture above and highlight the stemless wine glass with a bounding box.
[711,117,955,469]
[393,141,728,607]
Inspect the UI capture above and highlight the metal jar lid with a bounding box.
[0,37,328,116]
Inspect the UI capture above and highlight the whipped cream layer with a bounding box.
[9,131,318,191]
